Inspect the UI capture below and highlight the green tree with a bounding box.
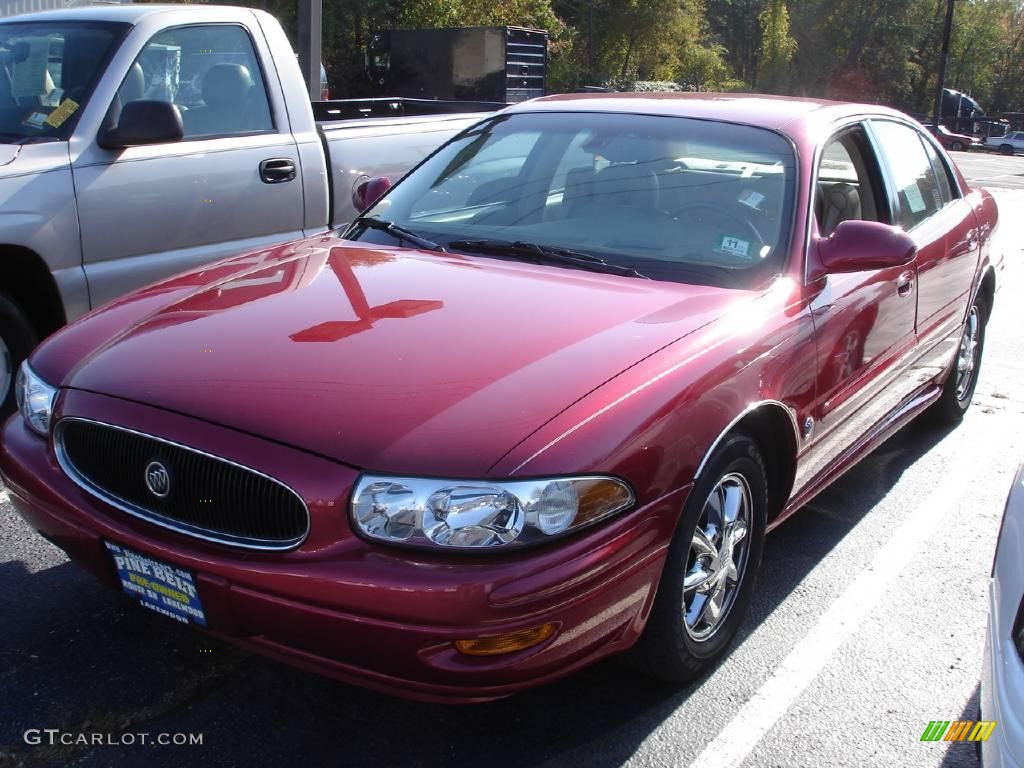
[757,0,796,90]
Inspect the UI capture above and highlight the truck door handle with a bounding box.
[259,158,296,184]
[897,270,915,297]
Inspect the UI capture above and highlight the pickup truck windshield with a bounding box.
[0,21,126,142]
[348,111,796,288]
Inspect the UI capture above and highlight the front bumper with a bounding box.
[981,586,1024,767]
[0,391,685,703]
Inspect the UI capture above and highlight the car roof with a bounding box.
[0,4,255,24]
[505,92,909,134]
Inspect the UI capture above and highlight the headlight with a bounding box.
[351,475,634,550]
[14,362,57,437]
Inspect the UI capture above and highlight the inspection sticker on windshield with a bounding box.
[105,541,207,626]
[717,235,751,258]
[43,98,79,128]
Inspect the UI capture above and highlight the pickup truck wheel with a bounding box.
[929,295,987,425]
[627,434,767,683]
[0,293,37,419]
[950,140,965,151]
[1000,144,1014,156]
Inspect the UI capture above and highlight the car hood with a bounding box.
[0,145,19,167]
[60,239,748,475]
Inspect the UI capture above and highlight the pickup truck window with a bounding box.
[0,21,125,142]
[353,112,796,289]
[121,24,273,140]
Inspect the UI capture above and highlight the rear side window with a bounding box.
[921,138,956,204]
[118,24,273,140]
[870,121,946,230]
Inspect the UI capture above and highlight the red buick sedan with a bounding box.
[0,94,1002,703]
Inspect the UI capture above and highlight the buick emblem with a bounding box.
[144,461,171,499]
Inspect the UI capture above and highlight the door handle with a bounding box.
[897,270,915,297]
[259,158,296,184]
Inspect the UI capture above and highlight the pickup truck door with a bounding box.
[795,123,919,491]
[868,119,980,393]
[71,22,307,308]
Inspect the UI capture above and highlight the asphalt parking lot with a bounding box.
[1,187,1022,768]
[953,148,1024,190]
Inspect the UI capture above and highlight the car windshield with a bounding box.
[0,21,126,142]
[346,111,797,288]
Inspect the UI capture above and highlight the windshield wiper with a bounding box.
[448,239,650,279]
[351,217,445,252]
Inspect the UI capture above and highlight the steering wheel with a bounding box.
[671,203,766,263]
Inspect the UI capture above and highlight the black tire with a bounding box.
[1000,144,1014,156]
[627,433,768,682]
[928,294,987,425]
[950,140,965,151]
[0,292,37,420]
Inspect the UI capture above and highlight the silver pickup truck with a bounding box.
[0,4,494,413]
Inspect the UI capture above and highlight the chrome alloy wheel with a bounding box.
[955,305,980,401]
[0,335,10,406]
[683,472,751,641]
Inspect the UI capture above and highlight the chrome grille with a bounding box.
[56,418,309,550]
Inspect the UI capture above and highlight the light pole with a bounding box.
[931,0,955,131]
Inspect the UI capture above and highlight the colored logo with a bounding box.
[920,720,997,742]
[144,461,171,499]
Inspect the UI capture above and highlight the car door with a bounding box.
[72,22,306,308]
[868,119,979,391]
[796,123,919,488]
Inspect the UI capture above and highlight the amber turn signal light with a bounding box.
[454,623,557,656]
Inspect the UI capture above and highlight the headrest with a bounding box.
[202,63,253,109]
[594,163,659,208]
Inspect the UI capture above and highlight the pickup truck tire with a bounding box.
[0,292,37,419]
[999,144,1014,156]
[929,294,987,425]
[626,433,767,683]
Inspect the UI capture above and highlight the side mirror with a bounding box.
[99,100,183,149]
[818,220,917,273]
[352,175,392,212]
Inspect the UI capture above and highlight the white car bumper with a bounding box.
[982,465,1024,767]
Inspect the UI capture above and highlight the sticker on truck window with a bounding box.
[717,235,751,258]
[22,112,47,129]
[43,98,80,128]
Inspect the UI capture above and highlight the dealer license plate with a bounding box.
[105,542,207,626]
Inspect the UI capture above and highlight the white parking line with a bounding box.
[688,464,973,768]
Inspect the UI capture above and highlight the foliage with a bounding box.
[232,0,1024,113]
[757,0,796,90]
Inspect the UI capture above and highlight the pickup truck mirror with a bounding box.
[352,176,392,212]
[99,100,184,150]
[818,220,917,273]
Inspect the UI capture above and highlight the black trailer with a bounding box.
[366,26,547,104]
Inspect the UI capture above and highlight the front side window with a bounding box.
[0,21,126,141]
[348,112,797,289]
[871,120,947,230]
[815,128,886,237]
[119,24,273,140]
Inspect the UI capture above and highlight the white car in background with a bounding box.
[982,462,1024,766]
[985,131,1024,156]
